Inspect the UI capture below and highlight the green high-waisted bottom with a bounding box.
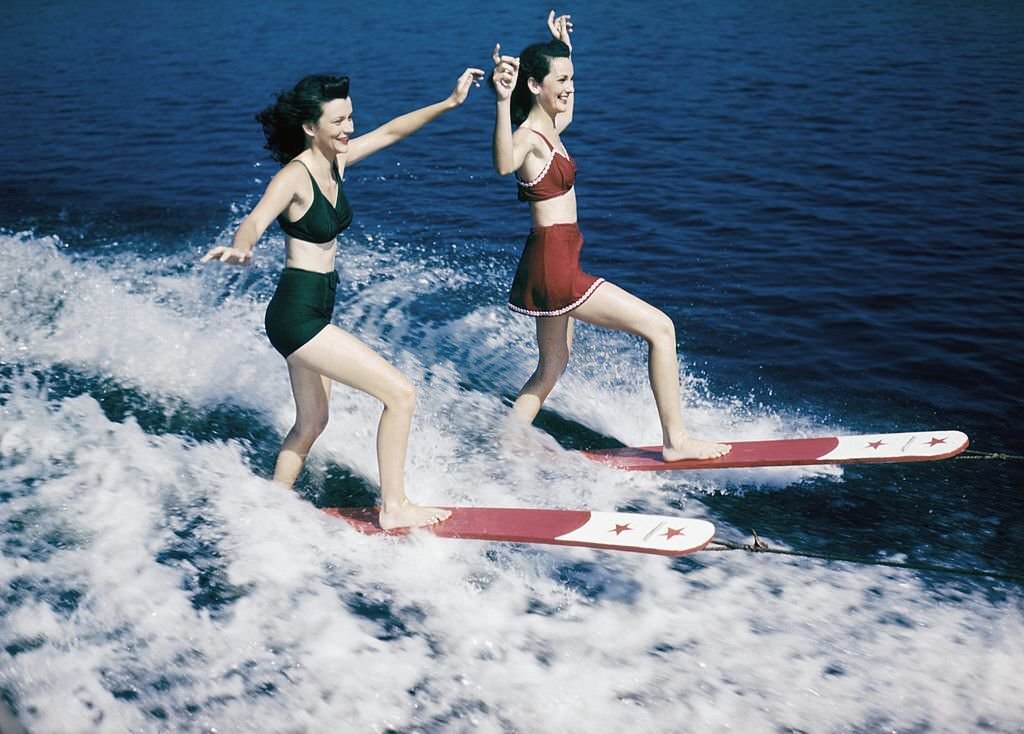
[264,267,339,358]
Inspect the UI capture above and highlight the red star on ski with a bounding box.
[662,527,685,540]
[927,437,947,446]
[866,440,885,449]
[611,523,632,535]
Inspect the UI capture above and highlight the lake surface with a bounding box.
[1,1,1022,731]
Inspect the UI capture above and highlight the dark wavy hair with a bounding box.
[256,74,350,164]
[510,40,571,125]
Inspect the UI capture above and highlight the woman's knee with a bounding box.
[536,347,570,382]
[384,377,417,414]
[643,309,676,348]
[291,410,329,446]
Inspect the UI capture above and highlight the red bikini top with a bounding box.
[516,129,576,202]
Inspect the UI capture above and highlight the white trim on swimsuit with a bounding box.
[516,150,570,189]
[508,277,606,317]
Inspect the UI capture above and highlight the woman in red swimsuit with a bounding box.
[491,12,729,461]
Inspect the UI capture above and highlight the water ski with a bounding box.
[582,430,969,471]
[324,506,715,556]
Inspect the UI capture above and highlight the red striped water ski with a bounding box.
[581,430,969,471]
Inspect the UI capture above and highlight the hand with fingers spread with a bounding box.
[199,245,252,266]
[448,66,486,107]
[547,9,573,51]
[490,44,520,101]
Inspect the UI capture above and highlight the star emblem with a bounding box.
[927,437,947,446]
[662,527,685,540]
[866,440,885,449]
[611,523,632,535]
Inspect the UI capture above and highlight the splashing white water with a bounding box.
[1,232,1020,732]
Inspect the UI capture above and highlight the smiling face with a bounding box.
[306,96,355,155]
[531,56,574,116]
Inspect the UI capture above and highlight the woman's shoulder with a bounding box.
[264,158,312,201]
[513,125,550,153]
[511,124,533,142]
[270,158,311,185]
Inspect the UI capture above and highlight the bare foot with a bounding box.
[379,502,451,530]
[662,436,732,462]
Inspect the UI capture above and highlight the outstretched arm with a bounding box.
[199,165,301,265]
[548,10,574,133]
[346,67,484,166]
[491,45,530,176]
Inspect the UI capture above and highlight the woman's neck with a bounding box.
[301,144,335,178]
[525,106,557,134]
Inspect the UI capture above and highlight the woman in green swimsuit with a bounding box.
[201,67,483,529]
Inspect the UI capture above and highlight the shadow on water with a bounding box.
[516,401,624,451]
[2,364,285,481]
[300,463,380,510]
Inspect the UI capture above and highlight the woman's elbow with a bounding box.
[493,159,517,176]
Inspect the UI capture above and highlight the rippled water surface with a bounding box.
[1,1,1022,731]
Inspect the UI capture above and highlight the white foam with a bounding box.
[1,232,1021,732]
[0,231,282,412]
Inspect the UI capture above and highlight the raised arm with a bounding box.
[490,45,531,176]
[345,67,484,166]
[547,10,574,132]
[199,164,302,265]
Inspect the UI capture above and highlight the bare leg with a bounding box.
[512,314,574,423]
[572,283,730,460]
[273,364,331,487]
[286,324,449,529]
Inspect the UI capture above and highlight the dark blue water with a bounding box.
[2,1,1022,731]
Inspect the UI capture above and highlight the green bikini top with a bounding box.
[277,159,353,244]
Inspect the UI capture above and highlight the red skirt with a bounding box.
[508,223,605,317]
